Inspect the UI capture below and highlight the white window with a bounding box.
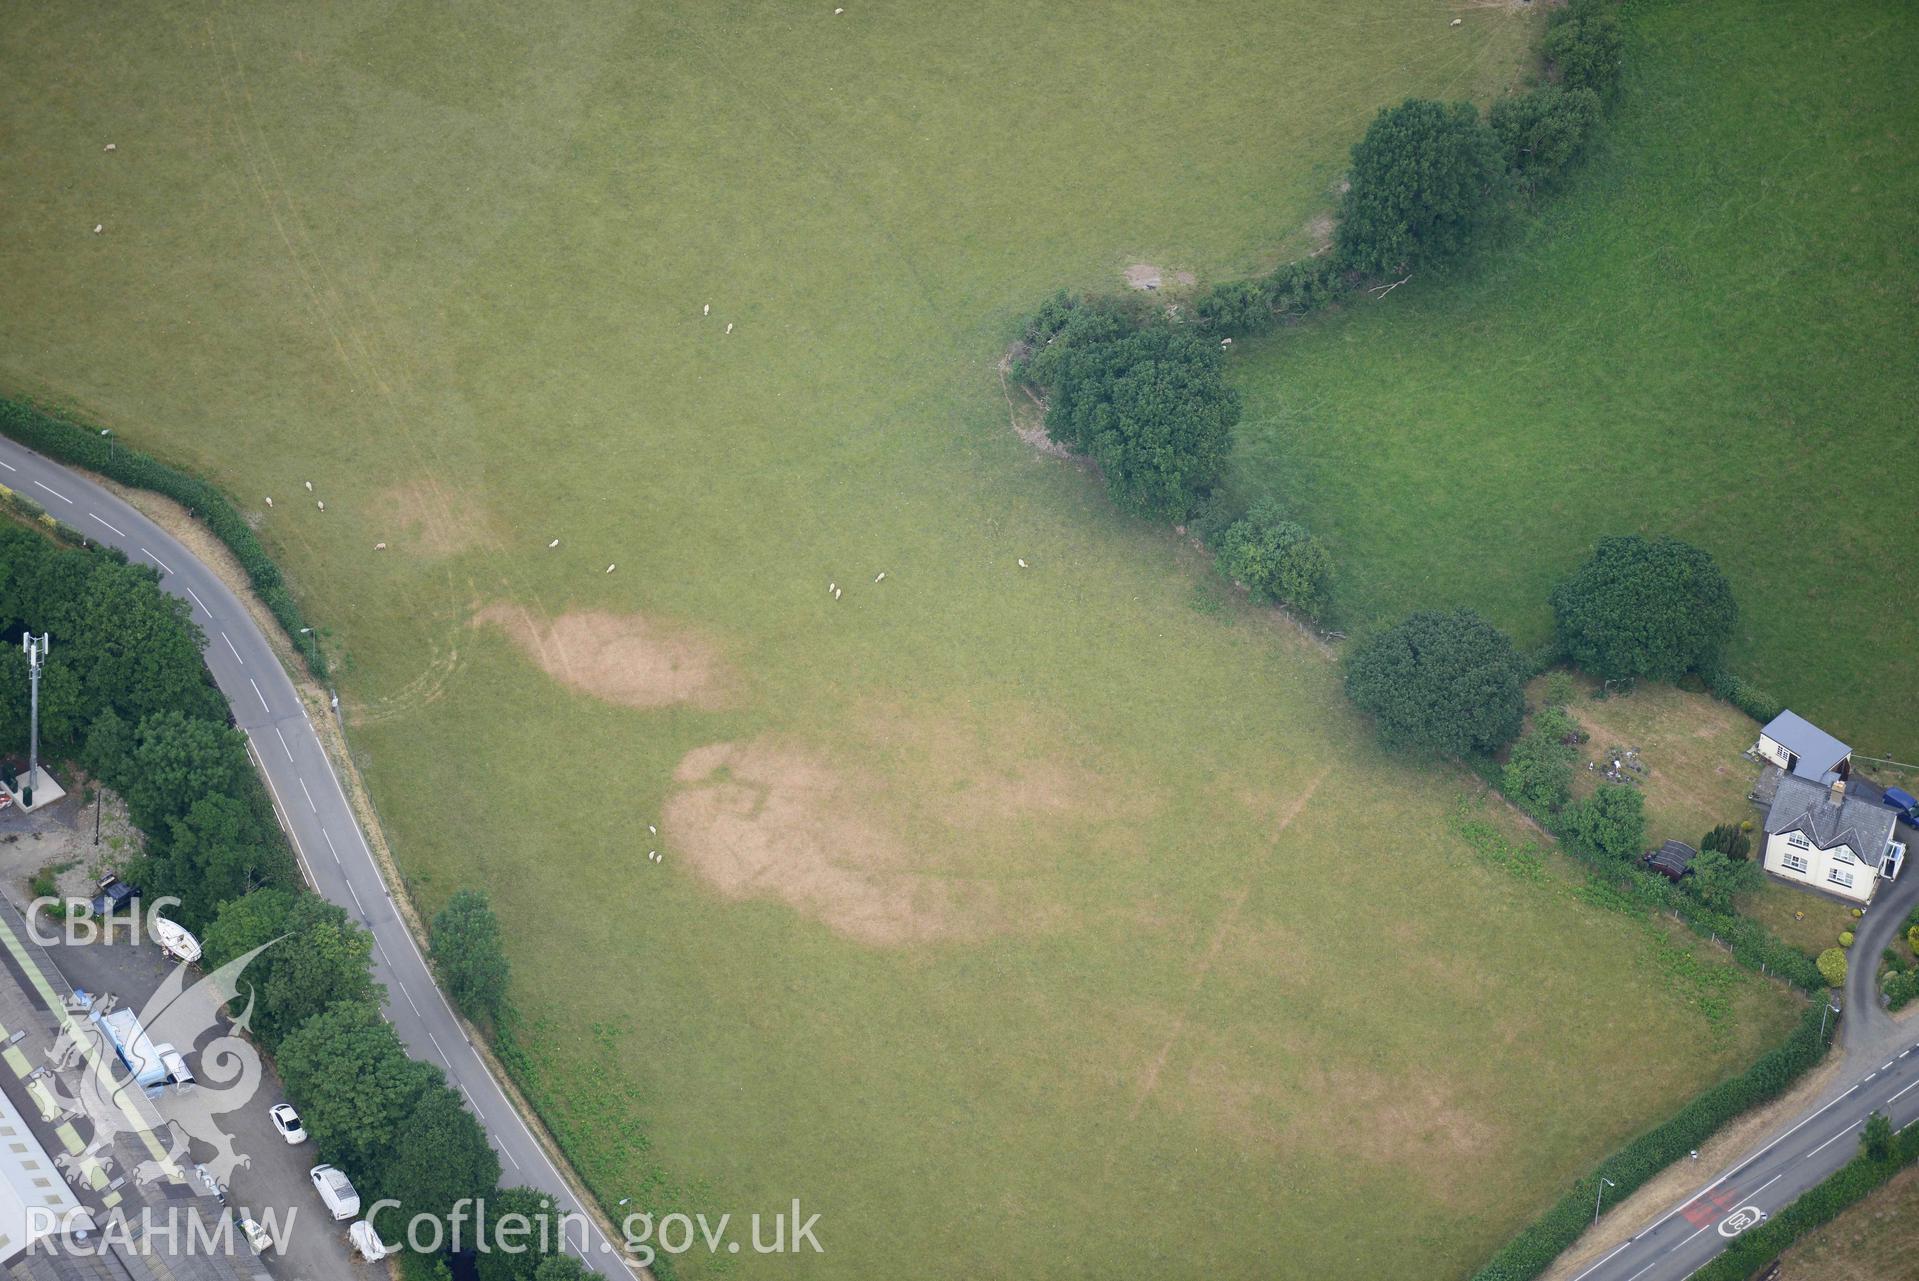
[1832,847,1854,865]
[1788,832,1811,850]
[1783,852,1810,874]
[1828,866,1854,889]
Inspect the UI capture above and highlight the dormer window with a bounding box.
[1788,832,1810,850]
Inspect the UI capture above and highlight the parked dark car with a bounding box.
[89,875,136,917]
[1883,787,1919,825]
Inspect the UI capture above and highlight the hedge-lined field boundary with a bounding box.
[0,396,328,679]
[1469,1003,1831,1281]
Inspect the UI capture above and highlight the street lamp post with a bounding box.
[21,633,48,807]
[1593,1176,1616,1226]
[1822,1000,1842,1040]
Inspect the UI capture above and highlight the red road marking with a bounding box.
[1681,1186,1741,1227]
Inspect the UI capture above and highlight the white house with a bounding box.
[1761,773,1903,905]
[1755,710,1851,782]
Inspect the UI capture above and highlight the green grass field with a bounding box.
[0,3,1813,1277]
[1227,0,1919,760]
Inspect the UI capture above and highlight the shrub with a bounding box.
[1558,784,1645,862]
[1214,500,1335,620]
[1490,86,1603,188]
[1192,280,1272,335]
[1502,707,1580,816]
[1544,0,1626,104]
[1700,821,1750,861]
[1688,848,1760,915]
[1344,609,1528,755]
[1908,925,1919,954]
[1019,308,1239,520]
[1551,535,1739,683]
[431,889,511,1026]
[1819,947,1849,987]
[1840,930,1855,947]
[1334,98,1504,276]
[1539,672,1576,708]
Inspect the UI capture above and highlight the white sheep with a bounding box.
[103,143,116,152]
[548,538,561,548]
[305,481,314,492]
[317,500,326,511]
[374,542,386,551]
[1017,558,1030,569]
[606,563,617,574]
[874,572,886,583]
[702,304,710,317]
[93,224,103,234]
[725,322,734,335]
[1451,17,1462,26]
[264,497,273,508]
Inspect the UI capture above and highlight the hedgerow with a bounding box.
[0,396,328,679]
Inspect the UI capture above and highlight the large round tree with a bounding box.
[1334,98,1504,276]
[1344,608,1528,755]
[1550,535,1737,682]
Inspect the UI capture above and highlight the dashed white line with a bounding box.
[299,778,316,813]
[428,1032,451,1065]
[142,547,174,575]
[1891,1078,1919,1104]
[34,481,72,504]
[0,459,14,471]
[245,740,315,888]
[322,829,341,863]
[185,586,208,616]
[396,982,422,1016]
[1568,1241,1632,1281]
[273,726,293,762]
[89,513,125,537]
[223,632,245,664]
[346,880,366,915]
[249,678,270,714]
[1805,1122,1857,1160]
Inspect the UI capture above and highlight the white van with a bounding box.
[309,1165,361,1220]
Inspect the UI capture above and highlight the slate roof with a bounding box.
[1760,710,1852,780]
[1765,774,1898,865]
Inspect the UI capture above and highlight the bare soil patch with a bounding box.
[995,351,1073,459]
[370,480,497,557]
[472,603,732,710]
[663,738,1013,946]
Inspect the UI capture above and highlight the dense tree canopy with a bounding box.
[1502,706,1580,815]
[431,889,511,1025]
[1545,0,1626,103]
[1214,500,1335,621]
[1343,608,1528,755]
[1550,535,1738,682]
[204,888,299,971]
[1018,296,1239,519]
[223,895,380,1047]
[378,1080,501,1242]
[278,1000,441,1188]
[1490,86,1603,188]
[1334,98,1504,276]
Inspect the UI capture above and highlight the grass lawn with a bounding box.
[1227,0,1919,760]
[0,2,1809,1277]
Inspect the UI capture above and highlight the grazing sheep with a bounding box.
[833,587,842,600]
[304,481,313,492]
[874,571,886,583]
[548,538,561,548]
[1017,558,1030,569]
[316,500,325,511]
[1450,17,1461,25]
[264,497,273,508]
[606,563,617,573]
[93,224,103,234]
[702,304,710,317]
[725,322,734,335]
[829,582,837,594]
[648,824,657,835]
[103,143,116,152]
[374,542,386,551]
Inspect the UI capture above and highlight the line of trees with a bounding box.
[0,519,555,1270]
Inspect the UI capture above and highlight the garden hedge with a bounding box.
[0,397,328,679]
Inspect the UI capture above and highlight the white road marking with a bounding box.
[397,982,422,1016]
[1805,1122,1856,1159]
[185,586,207,615]
[1623,1258,1664,1281]
[428,1032,451,1064]
[142,548,173,574]
[1891,1078,1919,1104]
[1885,1060,1896,1071]
[224,633,245,663]
[245,739,315,887]
[0,459,14,471]
[299,777,316,813]
[273,725,293,762]
[346,880,366,915]
[250,677,270,713]
[89,513,125,537]
[1567,1241,1632,1281]
[322,829,341,863]
[34,481,72,504]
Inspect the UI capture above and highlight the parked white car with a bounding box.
[270,1102,308,1145]
[310,1164,360,1220]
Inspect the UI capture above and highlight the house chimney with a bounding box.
[1829,777,1847,805]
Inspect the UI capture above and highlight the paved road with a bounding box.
[0,439,639,1280]
[1571,810,1919,1281]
